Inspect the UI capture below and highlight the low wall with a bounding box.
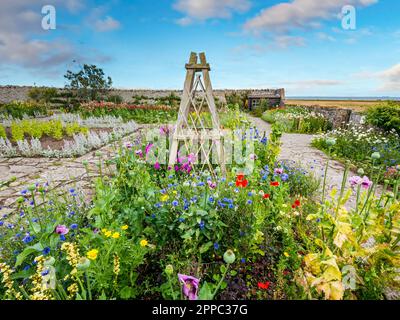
[0,86,283,104]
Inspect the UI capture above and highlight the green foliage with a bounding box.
[107,94,124,104]
[28,87,58,103]
[262,107,332,133]
[225,91,250,109]
[0,124,6,139]
[64,64,113,101]
[0,101,49,119]
[312,125,400,180]
[366,101,400,134]
[8,119,88,141]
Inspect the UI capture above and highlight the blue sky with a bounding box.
[0,0,399,96]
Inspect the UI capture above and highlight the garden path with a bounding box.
[248,115,361,207]
[0,125,149,215]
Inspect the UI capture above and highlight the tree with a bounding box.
[28,87,58,103]
[64,64,112,101]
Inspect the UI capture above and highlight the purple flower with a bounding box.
[274,168,284,175]
[154,162,161,170]
[135,150,143,157]
[281,173,289,182]
[361,176,373,189]
[145,143,153,156]
[125,142,133,149]
[187,153,196,164]
[178,274,200,300]
[55,225,69,235]
[207,180,216,189]
[349,176,362,187]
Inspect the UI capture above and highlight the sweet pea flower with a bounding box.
[55,225,69,235]
[178,274,200,300]
[274,168,284,175]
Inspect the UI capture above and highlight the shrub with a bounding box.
[366,101,400,134]
[107,94,124,104]
[262,107,332,133]
[0,101,48,119]
[28,87,58,103]
[0,124,6,139]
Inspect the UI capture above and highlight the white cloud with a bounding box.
[244,0,378,34]
[284,79,344,89]
[0,1,87,72]
[377,63,400,91]
[317,32,336,42]
[274,35,306,48]
[94,16,121,32]
[173,0,250,24]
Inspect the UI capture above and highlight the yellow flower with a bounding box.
[160,194,169,202]
[140,239,148,247]
[172,190,177,196]
[101,228,108,234]
[284,252,290,257]
[87,249,99,260]
[121,225,128,230]
[112,232,120,239]
[104,231,112,238]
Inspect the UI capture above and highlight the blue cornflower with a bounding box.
[29,201,34,206]
[70,224,78,230]
[32,218,39,223]
[68,211,76,216]
[178,217,185,222]
[22,235,33,244]
[7,223,14,229]
[42,247,51,255]
[69,188,75,194]
[228,204,234,209]
[151,214,156,218]
[60,234,66,241]
[217,201,226,208]
[197,182,205,187]
[316,218,321,223]
[41,269,50,276]
[15,233,21,238]
[214,242,220,250]
[23,265,31,271]
[247,199,253,205]
[0,221,3,226]
[281,173,289,182]
[19,211,25,217]
[21,189,28,195]
[248,192,253,197]
[154,203,162,208]
[172,200,179,207]
[241,258,246,263]
[208,196,214,203]
[239,231,245,237]
[199,221,205,230]
[228,182,234,187]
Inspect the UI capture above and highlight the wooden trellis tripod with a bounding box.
[168,52,226,175]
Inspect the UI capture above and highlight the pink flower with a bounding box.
[125,142,133,149]
[135,150,143,157]
[349,176,362,187]
[249,153,257,160]
[178,274,199,300]
[154,162,160,170]
[55,225,69,235]
[274,168,284,175]
[207,180,217,189]
[160,125,170,136]
[145,143,153,156]
[361,176,373,189]
[187,153,196,164]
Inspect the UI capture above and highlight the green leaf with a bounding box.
[220,264,227,274]
[120,286,135,299]
[199,241,213,254]
[15,243,44,267]
[32,222,41,233]
[230,270,238,277]
[198,282,214,300]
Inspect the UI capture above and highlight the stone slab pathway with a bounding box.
[0,125,150,215]
[248,115,360,206]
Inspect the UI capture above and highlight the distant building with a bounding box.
[247,89,285,110]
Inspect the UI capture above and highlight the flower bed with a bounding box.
[312,124,400,182]
[0,116,137,158]
[78,102,177,124]
[262,107,332,133]
[0,119,399,300]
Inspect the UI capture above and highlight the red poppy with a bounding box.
[270,181,280,187]
[291,204,296,209]
[257,281,271,290]
[294,199,301,207]
[236,174,248,188]
[263,193,270,199]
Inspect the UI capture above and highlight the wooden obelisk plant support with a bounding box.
[168,52,226,176]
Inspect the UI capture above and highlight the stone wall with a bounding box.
[0,86,284,104]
